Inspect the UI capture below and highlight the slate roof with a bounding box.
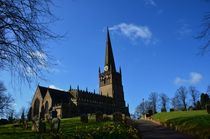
[47,88,71,105]
[38,85,48,98]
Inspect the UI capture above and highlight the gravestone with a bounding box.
[51,118,60,133]
[31,120,38,132]
[31,119,46,133]
[95,111,103,122]
[80,114,88,123]
[38,120,46,133]
[51,110,57,118]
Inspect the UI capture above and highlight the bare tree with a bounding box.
[149,92,158,113]
[135,99,153,118]
[176,86,188,110]
[0,0,58,84]
[189,86,200,108]
[171,95,181,111]
[0,81,14,117]
[196,12,210,54]
[207,85,210,96]
[159,93,169,112]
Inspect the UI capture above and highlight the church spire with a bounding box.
[105,28,116,72]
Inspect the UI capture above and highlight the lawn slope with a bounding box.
[152,110,210,139]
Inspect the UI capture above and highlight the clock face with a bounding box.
[104,65,108,71]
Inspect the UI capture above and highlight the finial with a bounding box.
[69,85,72,91]
[99,67,101,73]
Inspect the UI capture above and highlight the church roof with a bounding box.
[38,85,48,98]
[105,28,116,72]
[47,88,70,104]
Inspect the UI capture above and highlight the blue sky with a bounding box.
[2,0,210,114]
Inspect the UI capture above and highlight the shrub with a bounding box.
[147,110,153,117]
[0,119,9,125]
[74,123,139,139]
[95,111,103,122]
[113,112,122,122]
[124,117,134,127]
[170,108,174,112]
[80,114,88,123]
[206,104,210,114]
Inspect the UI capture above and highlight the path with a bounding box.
[136,119,195,139]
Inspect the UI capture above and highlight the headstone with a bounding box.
[31,120,38,132]
[80,114,88,123]
[31,119,46,133]
[38,120,46,133]
[23,120,28,129]
[95,111,103,122]
[51,110,57,118]
[51,118,60,133]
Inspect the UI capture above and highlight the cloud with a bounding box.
[174,72,203,85]
[110,23,153,43]
[144,0,157,7]
[31,51,46,60]
[178,24,192,36]
[190,72,203,84]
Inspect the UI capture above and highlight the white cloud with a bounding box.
[174,72,203,85]
[31,51,46,60]
[178,24,192,36]
[174,77,187,85]
[144,0,157,7]
[31,51,48,69]
[110,23,153,43]
[190,72,203,84]
[25,66,34,76]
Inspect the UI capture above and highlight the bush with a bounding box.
[147,110,153,117]
[170,108,174,112]
[206,104,210,114]
[80,114,88,123]
[95,111,103,122]
[124,117,134,127]
[74,123,139,139]
[113,112,122,122]
[0,119,9,125]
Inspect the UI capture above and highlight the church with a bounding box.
[30,29,129,119]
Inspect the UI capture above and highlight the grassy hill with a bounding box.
[0,117,139,139]
[152,110,210,139]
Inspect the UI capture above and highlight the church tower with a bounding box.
[99,29,126,108]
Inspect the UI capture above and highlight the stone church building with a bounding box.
[30,29,129,119]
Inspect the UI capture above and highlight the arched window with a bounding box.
[33,98,40,116]
[45,101,49,113]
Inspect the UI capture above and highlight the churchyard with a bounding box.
[0,113,140,139]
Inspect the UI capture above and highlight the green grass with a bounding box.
[152,110,210,139]
[0,117,139,139]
